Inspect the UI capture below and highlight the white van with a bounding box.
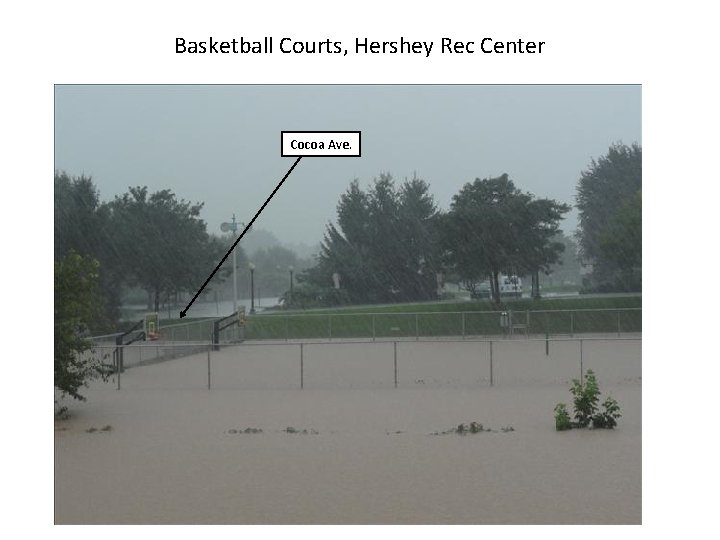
[499,275,522,298]
[470,274,523,299]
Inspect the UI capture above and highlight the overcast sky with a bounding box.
[55,85,641,248]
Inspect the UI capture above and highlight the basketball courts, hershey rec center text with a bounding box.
[175,36,546,57]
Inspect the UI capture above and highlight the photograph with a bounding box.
[54,84,641,524]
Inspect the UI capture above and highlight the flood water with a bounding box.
[55,338,641,524]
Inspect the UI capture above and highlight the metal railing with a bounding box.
[91,317,241,371]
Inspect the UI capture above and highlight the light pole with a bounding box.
[288,265,294,306]
[249,262,256,314]
[220,215,243,315]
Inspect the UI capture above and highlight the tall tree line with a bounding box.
[300,143,641,306]
[299,172,569,306]
[54,172,227,330]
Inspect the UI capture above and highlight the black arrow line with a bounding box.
[180,156,303,318]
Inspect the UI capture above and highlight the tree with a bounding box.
[516,199,570,298]
[396,176,442,299]
[55,172,104,260]
[576,143,642,291]
[599,190,641,290]
[54,172,121,330]
[108,187,221,312]
[55,252,106,401]
[442,174,569,305]
[301,174,440,304]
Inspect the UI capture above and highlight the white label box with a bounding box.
[281,131,361,157]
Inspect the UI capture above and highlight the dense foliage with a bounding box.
[555,370,622,430]
[107,186,223,313]
[599,189,641,290]
[54,252,106,401]
[300,174,441,304]
[576,143,642,291]
[441,174,569,304]
[56,140,642,324]
[54,173,121,330]
[55,171,230,327]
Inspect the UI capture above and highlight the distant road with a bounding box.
[437,290,641,302]
[540,291,641,300]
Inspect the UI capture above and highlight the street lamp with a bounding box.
[288,265,294,307]
[249,262,256,314]
[220,214,243,315]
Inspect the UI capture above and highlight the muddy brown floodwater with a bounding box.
[55,338,641,524]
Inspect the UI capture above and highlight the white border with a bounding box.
[4,1,719,538]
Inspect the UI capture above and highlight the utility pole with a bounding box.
[220,214,242,314]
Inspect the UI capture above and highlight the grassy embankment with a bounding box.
[116,295,640,341]
[242,296,642,340]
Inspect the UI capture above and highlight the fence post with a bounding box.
[526,310,530,332]
[617,311,621,337]
[394,341,398,388]
[207,344,212,390]
[286,315,289,342]
[328,314,332,341]
[489,341,494,387]
[570,312,574,337]
[213,320,220,351]
[300,343,304,389]
[372,315,376,342]
[545,332,549,356]
[462,312,466,339]
[579,339,584,379]
[117,346,122,390]
[415,314,419,341]
[115,347,120,390]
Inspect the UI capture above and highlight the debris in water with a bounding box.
[227,427,263,434]
[284,426,318,434]
[430,422,514,435]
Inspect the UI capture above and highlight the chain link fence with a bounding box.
[242,308,641,341]
[87,335,641,391]
[89,308,640,378]
[90,316,244,370]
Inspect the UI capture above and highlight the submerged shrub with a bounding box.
[555,370,621,431]
[554,403,572,431]
[569,370,601,428]
[592,397,622,429]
